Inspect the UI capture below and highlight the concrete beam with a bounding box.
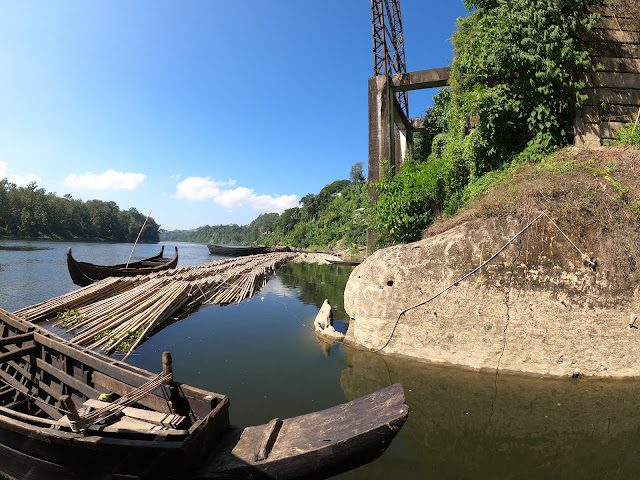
[368,75,393,186]
[392,95,413,171]
[410,117,426,130]
[392,95,413,134]
[367,67,450,252]
[390,67,451,92]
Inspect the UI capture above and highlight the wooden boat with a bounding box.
[0,308,409,480]
[326,257,362,266]
[207,244,268,256]
[67,246,179,287]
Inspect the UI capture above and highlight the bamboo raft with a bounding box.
[14,252,296,357]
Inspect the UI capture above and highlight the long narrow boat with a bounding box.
[207,244,268,256]
[67,246,179,287]
[0,308,408,480]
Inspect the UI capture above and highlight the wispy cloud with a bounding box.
[63,170,146,190]
[172,176,298,212]
[0,160,41,186]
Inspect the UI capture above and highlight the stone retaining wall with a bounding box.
[575,2,640,146]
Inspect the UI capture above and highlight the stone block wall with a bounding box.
[575,1,640,146]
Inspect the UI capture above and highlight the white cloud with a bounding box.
[63,170,146,190]
[172,176,298,213]
[0,160,41,186]
[171,176,234,201]
[248,193,299,211]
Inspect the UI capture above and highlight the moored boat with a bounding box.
[207,244,268,256]
[0,308,408,479]
[67,246,179,287]
[326,257,362,266]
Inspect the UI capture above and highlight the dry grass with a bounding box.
[423,146,640,282]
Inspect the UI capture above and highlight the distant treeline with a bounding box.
[161,164,367,249]
[0,179,159,242]
[160,214,280,245]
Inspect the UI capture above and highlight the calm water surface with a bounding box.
[1,240,640,479]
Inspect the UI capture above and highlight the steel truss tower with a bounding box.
[371,0,409,117]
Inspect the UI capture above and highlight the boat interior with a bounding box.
[0,308,228,442]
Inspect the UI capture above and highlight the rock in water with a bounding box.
[314,299,345,342]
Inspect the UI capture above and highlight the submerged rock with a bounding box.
[314,299,345,342]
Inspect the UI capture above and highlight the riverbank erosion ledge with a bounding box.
[343,215,640,378]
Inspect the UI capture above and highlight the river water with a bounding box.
[1,240,640,479]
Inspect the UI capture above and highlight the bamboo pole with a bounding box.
[16,252,297,356]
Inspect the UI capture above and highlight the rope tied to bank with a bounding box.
[372,211,596,353]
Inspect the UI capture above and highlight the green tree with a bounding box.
[349,162,365,183]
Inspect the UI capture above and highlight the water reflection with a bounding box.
[4,242,640,479]
[340,347,640,479]
[278,262,352,319]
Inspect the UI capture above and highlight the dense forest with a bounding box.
[160,163,367,249]
[0,179,159,242]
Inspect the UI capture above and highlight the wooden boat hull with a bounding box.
[207,244,268,256]
[195,383,408,479]
[0,308,408,479]
[67,246,179,287]
[326,258,362,266]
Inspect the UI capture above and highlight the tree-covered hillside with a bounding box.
[0,179,159,242]
[160,163,368,250]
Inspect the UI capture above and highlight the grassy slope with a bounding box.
[424,146,640,285]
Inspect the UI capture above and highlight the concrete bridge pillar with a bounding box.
[367,67,451,252]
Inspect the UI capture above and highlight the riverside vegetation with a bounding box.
[0,179,160,242]
[372,0,625,246]
[160,162,368,251]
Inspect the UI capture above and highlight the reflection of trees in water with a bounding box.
[341,348,640,480]
[277,263,352,320]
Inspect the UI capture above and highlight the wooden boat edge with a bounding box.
[193,383,409,479]
[206,244,269,256]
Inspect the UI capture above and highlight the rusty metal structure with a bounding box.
[371,0,409,117]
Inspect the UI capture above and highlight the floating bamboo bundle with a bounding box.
[15,252,296,357]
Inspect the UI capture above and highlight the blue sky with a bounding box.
[0,1,468,231]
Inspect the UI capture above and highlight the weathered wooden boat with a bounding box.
[265,245,292,253]
[67,246,179,287]
[207,244,268,256]
[0,308,408,480]
[326,258,362,266]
